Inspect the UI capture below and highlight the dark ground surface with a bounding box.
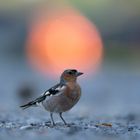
[1,112,140,140]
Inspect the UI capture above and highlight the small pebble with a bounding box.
[20,125,33,130]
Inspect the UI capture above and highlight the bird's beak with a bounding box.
[76,72,84,77]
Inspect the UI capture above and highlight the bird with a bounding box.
[20,69,83,126]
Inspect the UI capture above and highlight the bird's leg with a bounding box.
[50,112,55,126]
[59,112,67,125]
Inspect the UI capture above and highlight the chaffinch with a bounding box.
[20,69,83,125]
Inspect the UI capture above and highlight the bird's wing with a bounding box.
[20,83,66,109]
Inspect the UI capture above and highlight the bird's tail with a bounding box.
[20,100,37,110]
[20,94,46,109]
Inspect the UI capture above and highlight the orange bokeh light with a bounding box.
[26,9,103,76]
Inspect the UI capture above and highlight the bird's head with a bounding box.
[60,69,83,83]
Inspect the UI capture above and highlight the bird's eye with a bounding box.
[68,71,73,75]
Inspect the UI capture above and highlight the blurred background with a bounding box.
[0,0,140,125]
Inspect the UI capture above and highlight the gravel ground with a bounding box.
[1,110,140,140]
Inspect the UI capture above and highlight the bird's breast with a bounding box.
[64,83,81,102]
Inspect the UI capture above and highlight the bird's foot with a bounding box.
[52,122,56,127]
